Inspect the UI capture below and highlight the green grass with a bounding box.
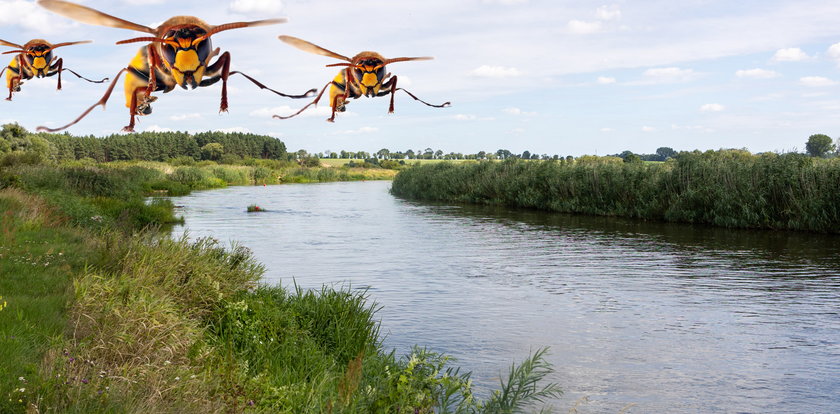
[0,190,91,413]
[0,161,562,413]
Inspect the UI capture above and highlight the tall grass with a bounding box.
[391,150,840,232]
[1,163,563,413]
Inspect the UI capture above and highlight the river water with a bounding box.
[169,180,840,413]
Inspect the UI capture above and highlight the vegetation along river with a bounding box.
[169,180,840,413]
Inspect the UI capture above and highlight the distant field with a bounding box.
[319,158,475,167]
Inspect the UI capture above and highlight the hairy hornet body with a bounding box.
[276,36,450,122]
[328,51,390,113]
[0,38,106,101]
[35,0,315,133]
[121,16,223,116]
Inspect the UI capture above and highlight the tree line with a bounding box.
[0,123,287,163]
[302,147,576,161]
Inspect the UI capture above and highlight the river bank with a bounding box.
[0,161,556,413]
[391,150,840,233]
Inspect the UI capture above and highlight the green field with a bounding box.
[318,158,475,168]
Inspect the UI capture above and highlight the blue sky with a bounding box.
[2,0,840,156]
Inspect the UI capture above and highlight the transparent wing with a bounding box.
[49,40,93,50]
[382,56,434,65]
[278,35,351,62]
[0,39,24,49]
[37,0,155,33]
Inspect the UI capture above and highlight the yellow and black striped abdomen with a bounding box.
[5,56,34,89]
[123,47,174,109]
[329,70,362,110]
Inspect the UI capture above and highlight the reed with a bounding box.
[391,151,840,232]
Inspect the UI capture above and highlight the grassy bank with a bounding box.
[0,160,559,412]
[391,150,840,233]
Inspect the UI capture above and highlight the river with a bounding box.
[169,180,840,413]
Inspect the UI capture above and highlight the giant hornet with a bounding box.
[275,35,450,122]
[35,0,316,133]
[0,38,107,101]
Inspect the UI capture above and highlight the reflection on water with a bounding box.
[169,181,840,413]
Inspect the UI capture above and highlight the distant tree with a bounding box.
[435,149,443,159]
[405,149,415,159]
[496,149,512,159]
[618,150,634,160]
[806,134,835,157]
[477,151,486,160]
[522,150,531,160]
[656,146,677,160]
[201,143,224,161]
[376,148,390,159]
[623,153,642,163]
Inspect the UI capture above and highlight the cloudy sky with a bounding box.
[2,0,840,156]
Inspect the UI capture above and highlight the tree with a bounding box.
[806,134,835,157]
[522,150,531,160]
[377,148,390,159]
[618,150,634,160]
[200,143,224,160]
[623,153,642,163]
[655,147,676,160]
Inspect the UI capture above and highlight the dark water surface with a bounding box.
[170,181,840,413]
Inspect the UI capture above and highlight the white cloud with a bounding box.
[600,128,614,133]
[595,5,621,21]
[396,75,412,88]
[643,67,698,82]
[597,76,616,84]
[641,126,656,132]
[470,65,522,78]
[800,76,838,87]
[735,68,780,79]
[0,0,75,35]
[828,42,840,64]
[700,103,725,112]
[216,127,252,134]
[229,0,284,15]
[772,47,809,62]
[145,125,173,132]
[169,113,203,121]
[568,20,602,34]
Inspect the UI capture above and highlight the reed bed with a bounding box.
[391,150,840,232]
